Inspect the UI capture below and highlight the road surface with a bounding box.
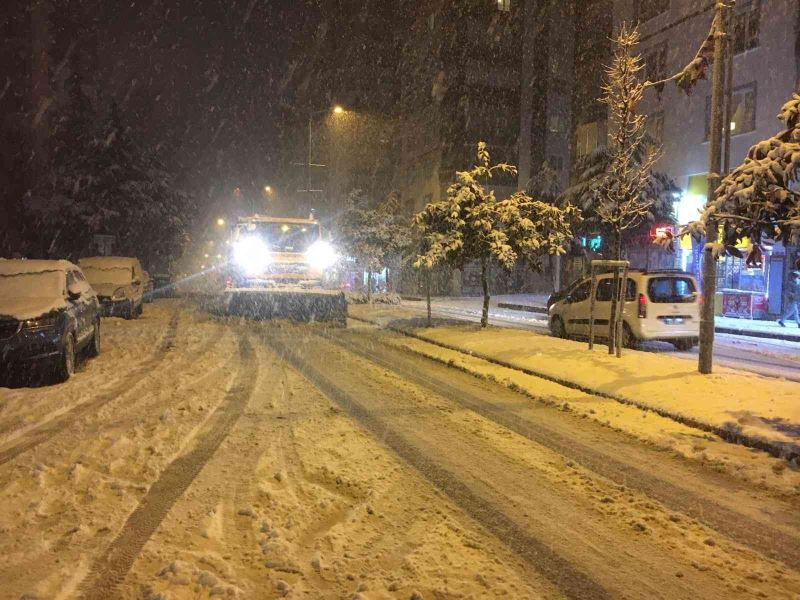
[406,296,800,382]
[0,300,798,599]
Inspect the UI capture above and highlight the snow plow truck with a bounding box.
[223,214,347,324]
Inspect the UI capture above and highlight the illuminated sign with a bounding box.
[650,225,674,239]
[580,235,603,252]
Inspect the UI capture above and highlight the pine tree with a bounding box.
[414,142,580,327]
[29,100,193,270]
[595,24,660,353]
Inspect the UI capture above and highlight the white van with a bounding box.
[548,270,700,350]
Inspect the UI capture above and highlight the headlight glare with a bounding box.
[234,236,272,274]
[305,240,337,270]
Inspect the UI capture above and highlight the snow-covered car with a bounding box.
[0,259,101,381]
[78,256,146,319]
[548,270,700,350]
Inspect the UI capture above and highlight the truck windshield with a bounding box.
[240,222,320,252]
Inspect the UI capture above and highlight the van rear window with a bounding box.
[647,277,697,303]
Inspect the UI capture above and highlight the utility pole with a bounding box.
[698,2,730,374]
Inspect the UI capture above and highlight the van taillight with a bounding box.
[638,293,647,318]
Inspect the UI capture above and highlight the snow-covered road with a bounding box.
[1,300,799,599]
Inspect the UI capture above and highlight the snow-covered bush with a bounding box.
[345,291,401,305]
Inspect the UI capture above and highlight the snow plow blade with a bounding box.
[225,289,347,325]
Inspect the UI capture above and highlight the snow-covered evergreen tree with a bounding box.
[29,99,193,270]
[594,24,660,352]
[337,189,411,300]
[414,142,580,327]
[672,94,800,263]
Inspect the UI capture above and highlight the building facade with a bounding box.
[612,0,800,318]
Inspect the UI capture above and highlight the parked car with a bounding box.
[0,259,101,381]
[78,256,145,319]
[548,269,700,350]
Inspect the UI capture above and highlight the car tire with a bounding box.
[86,320,101,357]
[550,316,567,339]
[136,302,143,316]
[56,332,76,382]
[672,338,694,351]
[622,323,638,349]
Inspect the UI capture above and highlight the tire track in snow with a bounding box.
[262,332,610,600]
[0,310,180,467]
[324,329,800,569]
[81,333,257,600]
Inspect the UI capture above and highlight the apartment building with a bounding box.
[613,0,800,317]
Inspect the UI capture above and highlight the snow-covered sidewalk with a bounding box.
[470,292,800,342]
[350,303,800,460]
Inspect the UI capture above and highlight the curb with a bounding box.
[715,326,800,343]
[497,302,548,314]
[349,314,800,462]
[495,302,800,343]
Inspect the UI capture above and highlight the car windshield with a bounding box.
[238,222,319,252]
[647,277,697,303]
[0,271,64,299]
[82,266,133,286]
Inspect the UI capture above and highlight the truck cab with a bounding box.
[227,215,337,288]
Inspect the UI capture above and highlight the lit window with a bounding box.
[705,83,756,140]
[497,0,511,12]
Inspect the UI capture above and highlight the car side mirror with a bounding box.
[565,294,574,304]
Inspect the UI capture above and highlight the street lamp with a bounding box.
[305,105,347,196]
[216,218,225,226]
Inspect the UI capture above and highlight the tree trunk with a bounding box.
[699,4,728,375]
[607,232,622,354]
[367,270,373,304]
[480,258,490,328]
[426,269,432,327]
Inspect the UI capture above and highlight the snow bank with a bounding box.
[351,304,800,459]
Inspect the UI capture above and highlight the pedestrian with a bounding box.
[778,270,800,327]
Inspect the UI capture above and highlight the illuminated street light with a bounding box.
[216,218,225,226]
[264,185,272,193]
[204,253,209,258]
[333,105,344,114]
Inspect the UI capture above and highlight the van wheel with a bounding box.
[672,338,694,351]
[56,333,76,382]
[622,323,638,349]
[550,316,567,339]
[86,320,101,357]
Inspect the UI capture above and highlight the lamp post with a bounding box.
[304,105,345,198]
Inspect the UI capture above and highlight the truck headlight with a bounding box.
[234,236,272,274]
[305,240,337,270]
